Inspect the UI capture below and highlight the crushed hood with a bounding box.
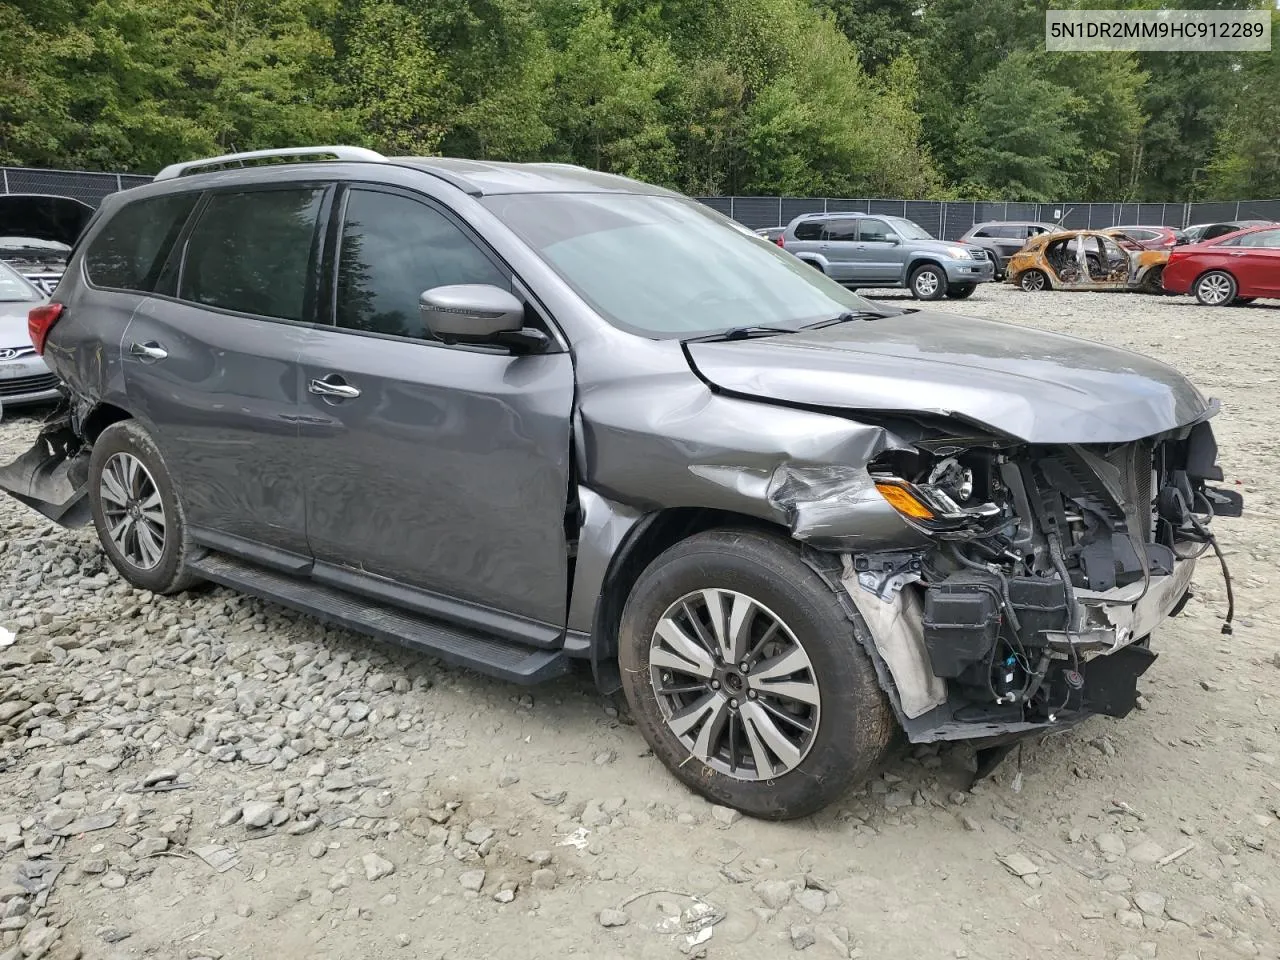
[684,311,1211,443]
[0,194,94,247]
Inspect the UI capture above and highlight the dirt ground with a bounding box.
[1,284,1277,960]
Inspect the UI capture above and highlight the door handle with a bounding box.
[128,341,168,361]
[1227,251,1247,256]
[309,375,361,400]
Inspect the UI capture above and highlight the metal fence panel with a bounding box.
[1187,201,1238,224]
[904,201,942,239]
[1,166,149,206]
[697,196,732,218]
[1238,199,1280,222]
[779,197,828,226]
[726,196,781,228]
[867,199,906,218]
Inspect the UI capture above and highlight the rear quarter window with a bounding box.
[85,193,199,292]
[792,221,822,241]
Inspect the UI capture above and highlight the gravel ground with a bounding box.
[1,284,1278,960]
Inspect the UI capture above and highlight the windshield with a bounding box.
[0,261,40,302]
[483,192,881,337]
[887,218,933,241]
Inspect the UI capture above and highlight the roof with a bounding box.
[394,158,680,197]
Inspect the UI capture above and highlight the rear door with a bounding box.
[1225,228,1280,296]
[122,184,329,560]
[818,218,860,282]
[295,184,575,635]
[854,218,904,284]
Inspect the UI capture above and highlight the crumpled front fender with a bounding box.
[0,408,92,527]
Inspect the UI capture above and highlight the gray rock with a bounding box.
[100,872,126,890]
[527,850,552,867]
[1134,891,1166,917]
[1164,899,1203,925]
[999,852,1039,877]
[142,768,177,787]
[459,870,486,892]
[754,879,794,909]
[794,888,827,915]
[599,908,629,928]
[1096,833,1127,857]
[530,868,556,890]
[711,805,741,826]
[241,802,276,829]
[362,853,395,882]
[1117,909,1145,929]
[790,924,816,950]
[130,836,168,857]
[1127,841,1165,864]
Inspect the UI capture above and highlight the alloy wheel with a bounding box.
[649,588,820,781]
[1020,270,1047,292]
[914,271,940,298]
[1196,273,1233,305]
[99,452,166,569]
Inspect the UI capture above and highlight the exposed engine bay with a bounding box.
[840,419,1242,744]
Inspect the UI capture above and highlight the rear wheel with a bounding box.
[909,264,946,300]
[618,529,894,820]
[1140,265,1165,294]
[88,420,201,594]
[1018,269,1049,292]
[1194,270,1236,306]
[945,283,977,299]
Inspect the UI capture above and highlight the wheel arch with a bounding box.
[79,400,133,442]
[906,256,945,278]
[586,505,791,692]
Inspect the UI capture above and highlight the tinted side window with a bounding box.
[335,189,507,340]
[85,193,198,292]
[793,221,822,241]
[971,228,991,238]
[858,219,893,242]
[179,189,324,322]
[822,220,859,242]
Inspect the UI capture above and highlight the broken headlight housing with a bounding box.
[870,448,1010,537]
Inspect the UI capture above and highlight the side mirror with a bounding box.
[884,234,900,245]
[419,284,525,343]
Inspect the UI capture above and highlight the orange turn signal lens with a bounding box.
[875,482,936,520]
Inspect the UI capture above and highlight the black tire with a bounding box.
[945,283,977,299]
[1194,270,1237,306]
[1140,265,1165,294]
[88,420,202,594]
[908,263,946,300]
[1018,269,1049,292]
[618,529,895,820]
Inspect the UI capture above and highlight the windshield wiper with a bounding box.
[800,309,895,329]
[683,325,796,343]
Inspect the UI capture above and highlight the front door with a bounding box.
[297,185,575,631]
[854,218,905,284]
[1228,227,1280,296]
[123,185,329,558]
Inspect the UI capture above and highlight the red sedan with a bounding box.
[1162,224,1280,306]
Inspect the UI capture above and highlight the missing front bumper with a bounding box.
[0,412,91,526]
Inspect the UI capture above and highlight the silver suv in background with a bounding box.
[0,147,1240,820]
[782,213,994,299]
[959,221,1059,279]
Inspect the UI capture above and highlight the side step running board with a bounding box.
[187,553,571,685]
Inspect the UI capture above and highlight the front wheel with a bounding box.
[1195,270,1236,306]
[909,264,946,300]
[946,283,977,299]
[618,529,894,820]
[1018,269,1049,292]
[88,420,201,594]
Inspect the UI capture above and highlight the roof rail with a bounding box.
[154,146,387,181]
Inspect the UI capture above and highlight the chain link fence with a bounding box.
[3,165,1278,240]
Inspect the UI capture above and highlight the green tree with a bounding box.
[1204,13,1280,199]
[956,52,1081,202]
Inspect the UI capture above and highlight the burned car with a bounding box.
[0,194,95,295]
[1007,229,1169,294]
[0,147,1240,820]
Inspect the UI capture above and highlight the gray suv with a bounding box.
[960,221,1060,279]
[782,213,994,299]
[0,146,1240,820]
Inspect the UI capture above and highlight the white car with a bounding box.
[0,260,61,413]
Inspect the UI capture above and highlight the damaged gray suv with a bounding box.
[1,147,1242,820]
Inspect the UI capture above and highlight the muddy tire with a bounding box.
[909,264,946,300]
[88,420,202,594]
[618,529,895,820]
[1018,269,1049,292]
[946,283,977,299]
[1194,270,1236,306]
[1140,265,1165,294]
